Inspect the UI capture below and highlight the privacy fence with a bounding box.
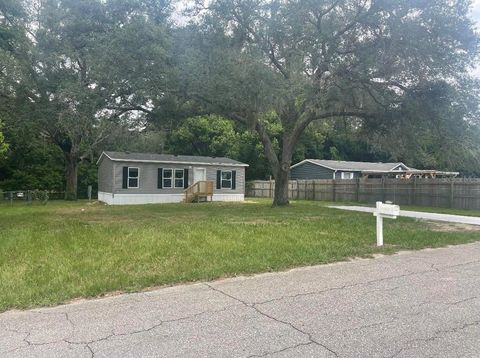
[246,178,480,210]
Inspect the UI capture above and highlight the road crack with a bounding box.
[205,283,339,357]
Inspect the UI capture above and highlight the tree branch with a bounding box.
[292,110,372,146]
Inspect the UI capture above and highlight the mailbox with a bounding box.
[373,202,400,219]
[373,201,400,246]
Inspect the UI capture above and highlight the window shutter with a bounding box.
[216,170,221,189]
[184,168,189,189]
[158,168,163,189]
[232,170,236,190]
[122,167,128,189]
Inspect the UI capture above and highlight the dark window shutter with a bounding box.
[216,170,221,189]
[158,168,163,189]
[122,167,128,189]
[184,168,189,188]
[232,170,236,190]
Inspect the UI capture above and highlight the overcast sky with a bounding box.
[469,0,480,76]
[472,0,480,22]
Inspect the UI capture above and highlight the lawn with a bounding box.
[0,199,479,312]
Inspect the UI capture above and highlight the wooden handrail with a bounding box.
[184,180,214,203]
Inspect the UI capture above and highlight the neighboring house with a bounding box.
[97,151,248,205]
[290,159,459,180]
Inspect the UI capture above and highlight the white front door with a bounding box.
[193,168,206,183]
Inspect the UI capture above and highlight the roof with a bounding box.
[291,159,409,172]
[97,151,248,167]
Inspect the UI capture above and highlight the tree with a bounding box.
[184,0,478,206]
[167,114,281,180]
[364,80,480,172]
[167,115,240,157]
[1,0,173,199]
[0,120,7,158]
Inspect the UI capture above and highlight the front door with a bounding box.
[193,168,206,183]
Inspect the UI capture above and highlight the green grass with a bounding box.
[0,199,479,312]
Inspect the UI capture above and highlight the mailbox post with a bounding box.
[373,201,400,246]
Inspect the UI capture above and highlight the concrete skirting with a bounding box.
[98,192,244,205]
[212,194,244,202]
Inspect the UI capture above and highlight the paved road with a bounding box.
[329,205,480,226]
[2,243,480,358]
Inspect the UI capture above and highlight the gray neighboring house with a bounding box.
[97,151,248,205]
[290,159,411,180]
[290,159,459,179]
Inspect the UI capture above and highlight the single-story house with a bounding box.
[290,159,459,180]
[97,151,248,205]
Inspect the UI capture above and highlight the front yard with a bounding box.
[1,199,479,311]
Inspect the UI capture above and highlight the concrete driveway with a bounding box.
[329,205,480,226]
[2,242,480,358]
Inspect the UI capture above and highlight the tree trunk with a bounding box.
[65,153,79,200]
[272,166,290,207]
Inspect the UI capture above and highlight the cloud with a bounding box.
[471,0,480,23]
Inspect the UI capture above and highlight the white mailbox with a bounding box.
[373,201,400,246]
[374,202,400,219]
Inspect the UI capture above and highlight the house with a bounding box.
[290,159,459,180]
[97,151,248,205]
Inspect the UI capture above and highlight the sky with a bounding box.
[472,0,480,22]
[468,0,480,76]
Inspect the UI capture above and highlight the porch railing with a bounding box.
[184,181,214,203]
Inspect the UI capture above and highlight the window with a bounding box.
[221,170,232,188]
[128,167,139,188]
[163,169,173,188]
[341,172,354,180]
[174,169,184,188]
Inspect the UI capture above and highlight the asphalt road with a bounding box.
[1,242,480,357]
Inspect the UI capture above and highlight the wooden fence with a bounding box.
[246,178,480,210]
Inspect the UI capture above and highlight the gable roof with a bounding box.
[291,159,410,172]
[97,151,248,167]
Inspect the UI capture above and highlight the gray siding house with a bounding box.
[97,151,248,205]
[290,159,410,180]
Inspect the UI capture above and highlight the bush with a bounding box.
[32,190,49,205]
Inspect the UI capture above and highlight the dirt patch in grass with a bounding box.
[427,221,480,232]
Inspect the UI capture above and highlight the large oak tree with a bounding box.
[1,0,172,199]
[185,0,478,206]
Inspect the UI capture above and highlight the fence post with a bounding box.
[450,180,455,208]
[296,180,300,200]
[381,177,386,202]
[312,180,316,201]
[413,177,417,205]
[332,179,336,202]
[355,178,360,202]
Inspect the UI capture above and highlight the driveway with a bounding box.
[329,205,480,226]
[1,243,480,358]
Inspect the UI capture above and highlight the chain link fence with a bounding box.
[0,190,64,205]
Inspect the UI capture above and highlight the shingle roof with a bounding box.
[98,151,248,167]
[292,159,409,172]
